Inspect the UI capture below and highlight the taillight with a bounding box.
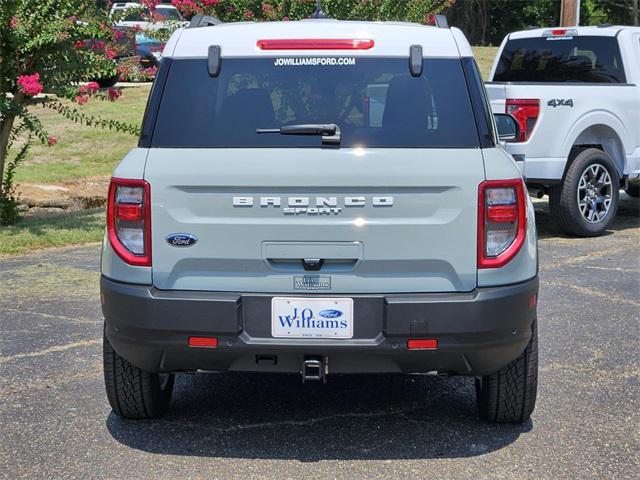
[478,179,527,269]
[107,177,151,266]
[505,99,539,142]
[256,39,374,50]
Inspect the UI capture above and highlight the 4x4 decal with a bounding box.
[547,99,573,108]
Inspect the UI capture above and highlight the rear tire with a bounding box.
[476,322,538,423]
[103,328,174,419]
[549,148,619,237]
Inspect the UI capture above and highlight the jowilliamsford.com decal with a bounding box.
[273,57,357,66]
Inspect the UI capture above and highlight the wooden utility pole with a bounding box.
[560,0,581,26]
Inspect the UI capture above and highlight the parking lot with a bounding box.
[0,195,638,480]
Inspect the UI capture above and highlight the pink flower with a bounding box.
[75,94,89,105]
[143,66,158,77]
[141,0,160,10]
[10,16,18,29]
[74,40,85,49]
[113,29,124,41]
[172,0,202,16]
[107,87,122,101]
[89,39,105,51]
[105,48,117,60]
[283,16,290,21]
[244,10,254,19]
[47,136,58,146]
[17,73,43,97]
[68,15,77,23]
[201,0,219,6]
[79,82,100,94]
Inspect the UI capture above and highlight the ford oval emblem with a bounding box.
[166,233,198,247]
[319,309,343,319]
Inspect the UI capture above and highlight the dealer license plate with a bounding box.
[271,297,354,339]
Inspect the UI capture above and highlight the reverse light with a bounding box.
[408,339,438,350]
[256,39,374,50]
[505,99,539,142]
[478,179,527,269]
[107,177,151,266]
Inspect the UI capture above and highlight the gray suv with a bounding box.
[101,17,539,423]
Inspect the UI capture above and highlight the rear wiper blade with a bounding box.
[256,123,340,145]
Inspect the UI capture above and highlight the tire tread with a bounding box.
[477,323,538,423]
[103,330,173,419]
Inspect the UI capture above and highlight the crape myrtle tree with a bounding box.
[0,0,138,225]
[169,0,455,26]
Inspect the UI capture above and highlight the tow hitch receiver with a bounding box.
[302,356,325,383]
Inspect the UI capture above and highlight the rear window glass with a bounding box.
[494,36,626,83]
[150,57,479,148]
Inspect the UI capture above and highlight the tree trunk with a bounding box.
[633,0,639,26]
[0,93,24,199]
[0,115,16,199]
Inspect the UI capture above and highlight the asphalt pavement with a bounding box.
[1,194,638,479]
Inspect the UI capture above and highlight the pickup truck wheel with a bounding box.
[475,322,538,423]
[103,330,174,419]
[625,181,640,198]
[549,148,619,237]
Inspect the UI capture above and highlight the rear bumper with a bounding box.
[101,276,538,376]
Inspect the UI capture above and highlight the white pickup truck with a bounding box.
[486,26,640,236]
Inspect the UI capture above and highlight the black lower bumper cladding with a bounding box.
[101,275,538,376]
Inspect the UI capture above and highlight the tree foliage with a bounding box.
[169,0,455,23]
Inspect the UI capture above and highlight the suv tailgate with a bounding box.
[146,148,484,293]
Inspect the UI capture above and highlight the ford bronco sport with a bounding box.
[101,14,540,423]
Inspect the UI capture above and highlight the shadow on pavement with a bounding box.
[107,372,531,461]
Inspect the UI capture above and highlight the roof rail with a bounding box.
[188,15,222,28]
[525,25,539,30]
[433,14,448,29]
[311,0,328,19]
[597,23,613,28]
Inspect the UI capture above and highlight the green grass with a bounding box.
[16,85,150,184]
[472,46,499,79]
[0,209,104,256]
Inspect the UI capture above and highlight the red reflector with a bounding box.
[529,294,537,309]
[487,204,518,223]
[407,339,438,350]
[115,203,143,221]
[257,39,374,50]
[188,336,218,348]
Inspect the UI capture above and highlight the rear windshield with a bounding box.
[493,36,626,83]
[150,57,479,148]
